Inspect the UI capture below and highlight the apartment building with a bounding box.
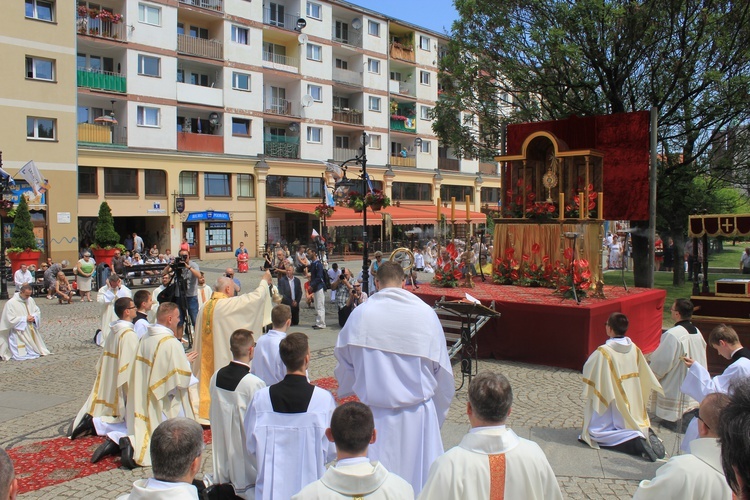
[2,0,501,261]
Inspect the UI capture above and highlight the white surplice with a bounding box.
[117,478,199,500]
[334,287,454,494]
[633,437,732,500]
[196,284,213,309]
[209,362,266,499]
[96,284,132,345]
[149,285,165,323]
[292,459,414,499]
[250,329,287,386]
[244,386,337,500]
[0,292,49,361]
[418,426,562,500]
[193,282,273,421]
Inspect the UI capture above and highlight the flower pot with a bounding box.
[370,202,383,212]
[92,247,118,266]
[7,250,41,274]
[353,207,363,213]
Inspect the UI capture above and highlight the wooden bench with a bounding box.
[119,263,170,289]
[32,268,77,297]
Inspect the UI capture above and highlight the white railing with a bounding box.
[177,34,223,59]
[266,97,296,116]
[178,0,223,13]
[333,68,362,86]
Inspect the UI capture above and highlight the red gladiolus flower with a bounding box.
[580,281,591,290]
[510,270,519,280]
[526,184,533,192]
[589,190,598,200]
[579,258,589,268]
[588,201,596,210]
[573,195,580,204]
[530,263,538,272]
[443,263,451,272]
[522,253,530,262]
[510,259,518,268]
[505,247,515,257]
[587,183,594,192]
[531,243,541,254]
[453,269,463,280]
[516,178,524,187]
[506,190,514,197]
[527,192,536,201]
[582,270,591,279]
[564,247,574,260]
[547,204,556,212]
[565,204,572,212]
[542,255,550,264]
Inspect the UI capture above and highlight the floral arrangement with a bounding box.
[390,114,408,122]
[364,189,390,208]
[313,204,334,218]
[433,242,461,288]
[78,6,123,23]
[504,179,559,220]
[564,183,598,218]
[557,249,592,299]
[342,190,391,212]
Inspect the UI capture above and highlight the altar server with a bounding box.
[196,272,213,308]
[419,372,562,500]
[334,260,454,493]
[0,284,50,361]
[132,290,152,339]
[251,304,291,386]
[96,274,131,345]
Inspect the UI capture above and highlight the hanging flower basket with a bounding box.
[314,204,335,218]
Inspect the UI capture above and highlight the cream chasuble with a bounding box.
[193,282,273,420]
[0,293,49,361]
[72,320,138,430]
[97,284,132,345]
[292,461,415,499]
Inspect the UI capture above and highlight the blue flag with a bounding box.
[365,173,375,193]
[325,186,336,207]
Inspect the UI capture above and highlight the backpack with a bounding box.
[322,265,332,290]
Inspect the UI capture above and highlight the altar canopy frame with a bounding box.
[689,214,750,238]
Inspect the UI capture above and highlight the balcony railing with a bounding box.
[262,51,299,73]
[265,97,296,116]
[76,15,127,41]
[389,42,415,62]
[438,157,460,171]
[178,0,223,13]
[264,134,300,159]
[479,161,498,175]
[263,8,299,31]
[177,34,223,60]
[332,68,362,87]
[332,109,363,125]
[389,80,415,96]
[177,132,224,153]
[390,118,417,133]
[389,156,416,167]
[332,26,362,47]
[78,123,127,146]
[333,147,359,162]
[77,68,126,93]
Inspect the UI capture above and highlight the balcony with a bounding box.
[77,69,126,93]
[176,82,223,107]
[389,42,415,62]
[178,0,223,13]
[332,109,362,125]
[479,161,498,175]
[264,134,299,159]
[333,147,358,162]
[263,8,300,31]
[262,51,299,73]
[264,97,297,117]
[390,117,417,133]
[177,132,224,153]
[438,158,460,171]
[389,79,415,97]
[78,123,127,146]
[177,34,223,60]
[389,156,416,167]
[332,26,362,47]
[76,15,127,41]
[332,67,362,87]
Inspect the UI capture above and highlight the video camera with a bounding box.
[172,253,188,269]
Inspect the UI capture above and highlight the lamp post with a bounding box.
[0,151,11,300]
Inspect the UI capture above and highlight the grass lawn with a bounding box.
[707,244,744,269]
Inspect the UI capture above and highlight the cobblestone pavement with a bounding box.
[1,257,677,498]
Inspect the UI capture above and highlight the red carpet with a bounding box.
[9,379,350,493]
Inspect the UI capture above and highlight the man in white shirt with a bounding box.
[13,264,33,293]
[251,304,290,386]
[328,263,341,302]
[118,418,204,500]
[293,402,414,499]
[740,247,750,273]
[420,372,562,500]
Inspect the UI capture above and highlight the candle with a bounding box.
[451,197,456,221]
[559,192,564,221]
[579,191,584,220]
[436,197,441,221]
[598,192,604,220]
[465,195,471,221]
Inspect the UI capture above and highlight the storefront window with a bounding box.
[267,175,323,198]
[104,168,137,195]
[481,187,501,203]
[392,182,431,201]
[205,173,230,197]
[206,221,232,252]
[440,185,473,202]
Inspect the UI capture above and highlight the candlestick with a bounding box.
[451,197,456,221]
[598,192,604,220]
[465,195,471,220]
[579,191,585,220]
[559,192,564,221]
[436,197,441,221]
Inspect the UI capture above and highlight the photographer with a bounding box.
[333,268,367,327]
[165,250,201,335]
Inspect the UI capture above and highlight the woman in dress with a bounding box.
[609,235,622,269]
[75,252,95,302]
[235,242,249,273]
[56,271,74,304]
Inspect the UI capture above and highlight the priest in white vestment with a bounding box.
[580,313,664,461]
[70,297,138,452]
[293,402,414,500]
[245,332,336,500]
[209,329,266,499]
[118,418,204,500]
[680,324,750,451]
[122,302,198,468]
[251,304,291,386]
[420,372,561,499]
[634,392,732,500]
[649,299,707,423]
[196,272,213,309]
[96,274,132,346]
[0,285,50,361]
[193,272,273,422]
[334,261,454,494]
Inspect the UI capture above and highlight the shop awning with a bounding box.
[382,204,487,225]
[267,203,381,227]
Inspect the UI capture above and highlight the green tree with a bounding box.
[436,0,750,286]
[10,196,39,251]
[94,201,120,248]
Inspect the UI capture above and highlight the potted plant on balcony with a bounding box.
[6,196,41,274]
[91,201,125,264]
[314,204,334,218]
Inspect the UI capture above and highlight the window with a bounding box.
[205,173,230,196]
[136,106,160,127]
[26,57,55,81]
[441,185,473,202]
[266,175,323,198]
[335,58,348,69]
[332,96,349,109]
[206,222,232,253]
[390,71,402,82]
[78,166,97,195]
[306,1,321,19]
[189,25,209,39]
[26,117,55,140]
[335,136,349,148]
[419,35,431,51]
[420,140,431,153]
[368,96,381,112]
[232,117,251,137]
[137,54,160,77]
[368,20,380,36]
[481,187,501,203]
[179,171,198,196]
[138,3,160,25]
[237,174,255,198]
[420,106,433,120]
[190,72,209,87]
[231,25,249,45]
[104,168,137,195]
[307,126,322,143]
[367,58,380,74]
[306,43,322,62]
[232,72,251,91]
[369,134,381,149]
[307,84,323,102]
[145,170,166,196]
[25,0,54,21]
[420,71,431,85]
[392,182,432,201]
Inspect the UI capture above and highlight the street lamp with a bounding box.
[0,152,13,300]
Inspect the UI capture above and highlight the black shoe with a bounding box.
[91,438,119,463]
[636,436,658,462]
[70,413,95,440]
[93,329,100,344]
[648,428,666,459]
[119,437,138,470]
